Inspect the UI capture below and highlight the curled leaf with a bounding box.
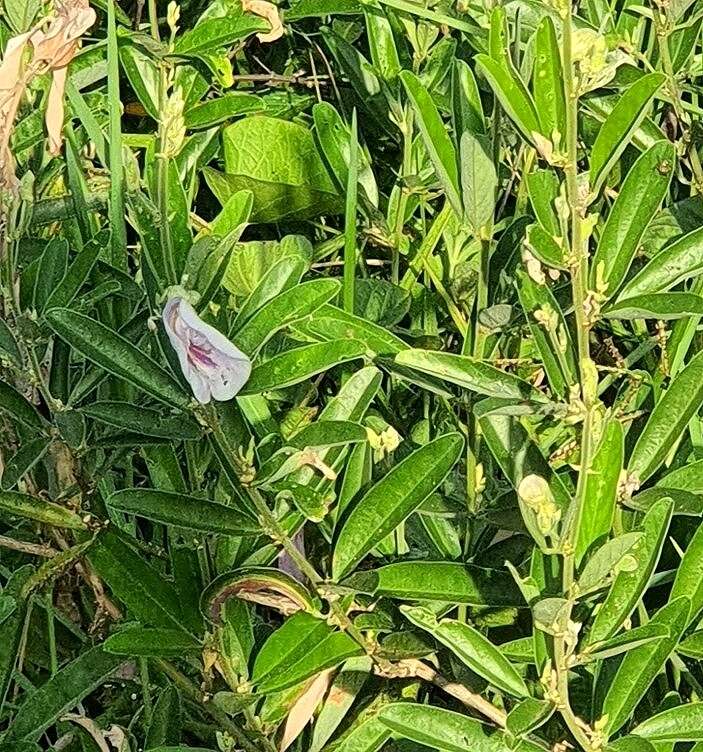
[242,0,284,42]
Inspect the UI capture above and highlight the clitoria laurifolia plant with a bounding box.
[2,0,703,750]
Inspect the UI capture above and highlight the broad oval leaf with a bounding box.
[332,433,464,579]
[0,380,46,431]
[81,401,202,439]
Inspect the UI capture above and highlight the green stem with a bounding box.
[393,107,414,285]
[139,657,153,729]
[154,659,260,752]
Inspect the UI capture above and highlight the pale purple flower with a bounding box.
[162,297,251,404]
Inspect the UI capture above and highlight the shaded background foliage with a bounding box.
[2,0,703,750]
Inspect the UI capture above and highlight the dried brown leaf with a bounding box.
[280,669,333,752]
[242,0,284,43]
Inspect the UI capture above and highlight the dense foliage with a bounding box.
[3,0,703,750]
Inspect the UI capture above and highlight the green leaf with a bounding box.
[506,698,554,737]
[394,350,545,401]
[628,351,703,483]
[174,14,267,56]
[452,59,484,137]
[45,242,101,311]
[516,267,576,397]
[670,520,703,626]
[525,223,566,269]
[106,489,259,536]
[185,92,263,129]
[476,399,571,513]
[602,597,689,734]
[222,235,311,299]
[581,622,669,662]
[293,304,408,356]
[5,646,124,742]
[585,498,672,645]
[309,657,372,752]
[400,70,461,215]
[604,292,703,320]
[533,17,566,140]
[145,685,182,749]
[0,380,46,431]
[81,401,202,439]
[343,561,524,606]
[332,433,464,579]
[589,73,665,194]
[591,141,675,298]
[576,532,642,594]
[632,703,703,741]
[379,703,507,752]
[0,567,33,715]
[575,419,623,564]
[618,225,703,298]
[402,605,529,697]
[88,529,201,634]
[1,438,50,490]
[45,308,189,409]
[475,54,541,145]
[217,115,342,222]
[104,627,201,657]
[0,491,86,530]
[242,340,367,395]
[3,0,41,32]
[460,131,497,232]
[678,630,703,658]
[253,612,362,693]
[0,318,21,364]
[313,101,378,206]
[234,279,341,355]
[119,41,159,120]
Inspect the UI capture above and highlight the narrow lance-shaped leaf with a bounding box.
[395,349,546,402]
[106,488,259,536]
[618,225,703,299]
[589,73,665,195]
[399,70,462,215]
[402,605,529,697]
[602,597,689,735]
[591,140,675,298]
[45,308,189,408]
[575,418,623,564]
[333,433,463,579]
[628,351,703,483]
[585,497,673,646]
[475,53,541,145]
[5,646,125,742]
[533,16,566,141]
[670,521,703,626]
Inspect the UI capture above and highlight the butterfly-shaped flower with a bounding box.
[163,297,251,404]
